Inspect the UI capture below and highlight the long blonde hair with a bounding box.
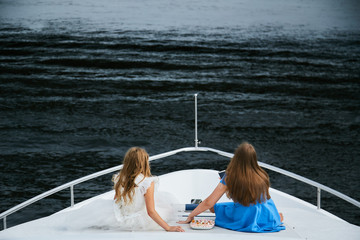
[225,142,270,206]
[113,147,151,204]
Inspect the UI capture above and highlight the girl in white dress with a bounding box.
[0,147,183,238]
[0,147,183,237]
[112,147,184,232]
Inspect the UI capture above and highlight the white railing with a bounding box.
[1,146,360,230]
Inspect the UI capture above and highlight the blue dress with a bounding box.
[214,176,285,233]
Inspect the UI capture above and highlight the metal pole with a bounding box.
[317,187,321,210]
[194,94,198,148]
[3,216,6,230]
[70,185,74,207]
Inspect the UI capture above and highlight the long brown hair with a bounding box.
[113,147,151,204]
[225,142,270,206]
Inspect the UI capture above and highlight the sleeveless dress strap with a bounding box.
[138,176,159,195]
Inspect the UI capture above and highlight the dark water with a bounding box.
[0,0,360,229]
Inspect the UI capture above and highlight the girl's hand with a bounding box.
[167,226,185,232]
[177,215,194,224]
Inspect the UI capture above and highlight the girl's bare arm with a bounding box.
[144,182,184,232]
[178,183,227,224]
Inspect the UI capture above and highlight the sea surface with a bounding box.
[0,0,359,229]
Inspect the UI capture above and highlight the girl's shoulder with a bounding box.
[220,174,227,185]
[136,175,159,195]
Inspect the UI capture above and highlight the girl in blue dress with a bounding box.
[179,142,285,233]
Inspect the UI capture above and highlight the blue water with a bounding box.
[0,0,359,228]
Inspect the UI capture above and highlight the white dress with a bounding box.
[112,174,177,231]
[47,174,178,232]
[0,175,178,238]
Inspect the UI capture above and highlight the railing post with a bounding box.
[194,93,199,148]
[3,216,6,230]
[70,185,74,207]
[317,187,321,210]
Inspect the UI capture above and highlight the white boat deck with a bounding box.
[1,169,359,240]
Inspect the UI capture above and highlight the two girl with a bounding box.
[114,143,284,232]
